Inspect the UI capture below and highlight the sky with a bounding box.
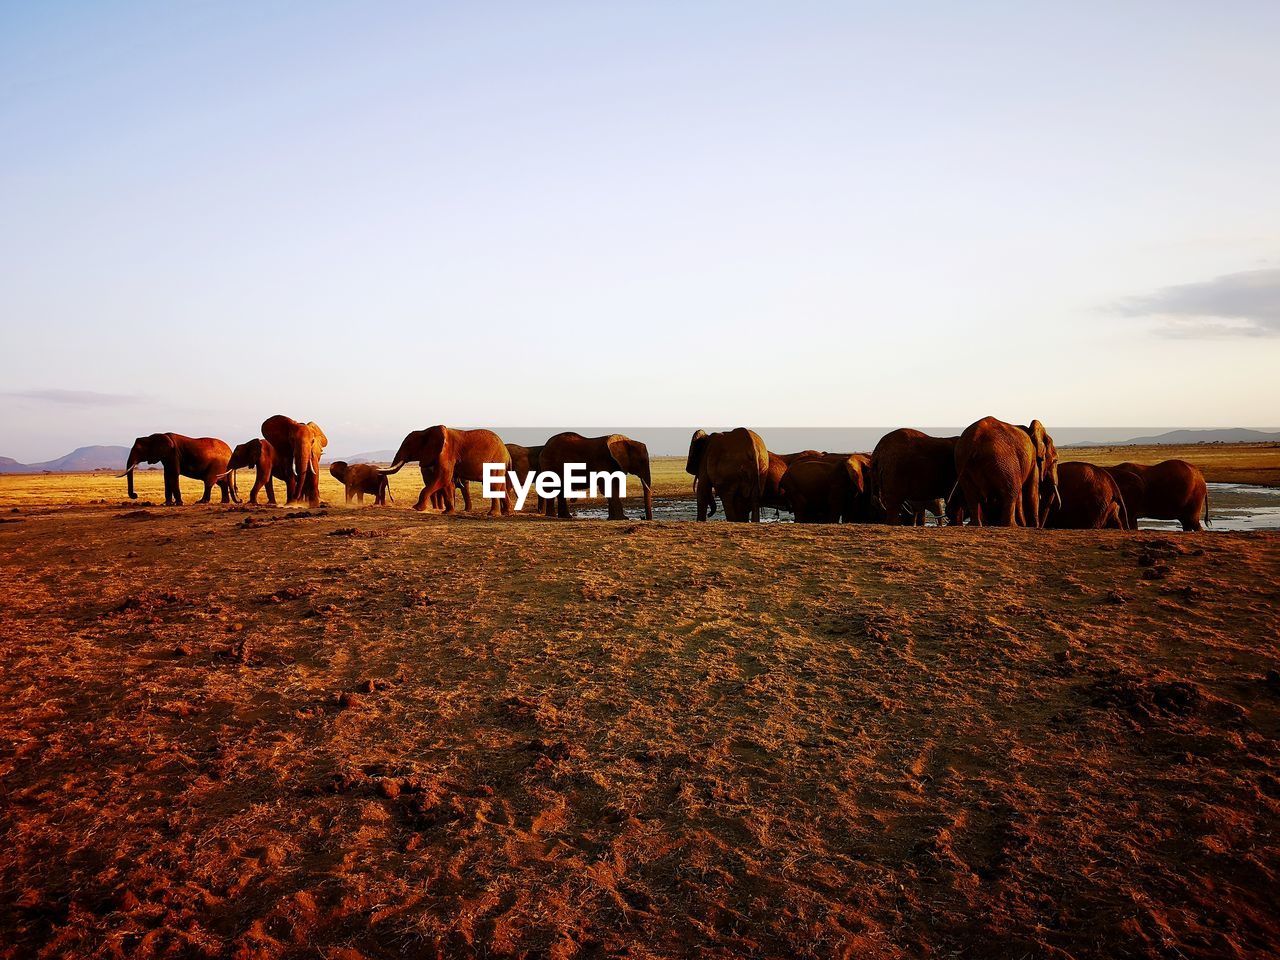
[2,1,1278,461]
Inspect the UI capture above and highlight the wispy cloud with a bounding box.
[1114,268,1280,338]
[3,388,145,406]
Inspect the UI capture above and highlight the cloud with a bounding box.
[1114,267,1280,338]
[3,388,145,406]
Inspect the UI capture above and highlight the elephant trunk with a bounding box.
[121,445,140,499]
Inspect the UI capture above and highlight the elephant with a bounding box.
[1040,462,1127,529]
[506,443,545,512]
[329,461,392,506]
[119,433,234,506]
[762,450,825,511]
[686,428,770,522]
[537,433,653,520]
[779,454,875,523]
[223,438,278,504]
[261,415,328,507]
[870,429,960,526]
[953,417,1060,527]
[1104,460,1209,531]
[381,426,512,514]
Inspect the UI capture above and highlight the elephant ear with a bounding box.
[843,456,866,494]
[1026,420,1049,458]
[686,429,709,476]
[308,422,329,449]
[160,432,180,469]
[606,434,633,473]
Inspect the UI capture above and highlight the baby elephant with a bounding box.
[225,438,277,504]
[329,461,393,506]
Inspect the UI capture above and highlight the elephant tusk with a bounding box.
[116,465,137,478]
[379,461,406,475]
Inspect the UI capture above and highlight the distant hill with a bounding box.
[0,445,130,473]
[1067,429,1280,448]
[333,450,395,464]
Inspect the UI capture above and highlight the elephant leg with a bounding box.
[997,497,1018,527]
[1181,515,1203,532]
[264,479,275,504]
[415,485,433,511]
[607,492,624,520]
[166,467,183,506]
[218,477,232,503]
[696,481,712,521]
[460,481,473,512]
[882,488,903,526]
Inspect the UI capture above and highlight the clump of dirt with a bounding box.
[260,585,314,604]
[114,590,189,614]
[1087,671,1247,726]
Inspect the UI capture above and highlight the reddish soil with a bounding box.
[1,502,1278,959]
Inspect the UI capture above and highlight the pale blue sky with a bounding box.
[2,1,1278,460]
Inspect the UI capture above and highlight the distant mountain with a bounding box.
[333,450,395,464]
[1067,429,1280,448]
[0,445,130,473]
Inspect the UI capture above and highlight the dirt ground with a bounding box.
[1,483,1278,959]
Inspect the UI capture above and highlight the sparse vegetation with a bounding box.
[0,478,1277,957]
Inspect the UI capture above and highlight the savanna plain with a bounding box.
[2,447,1279,959]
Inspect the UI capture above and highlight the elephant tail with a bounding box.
[385,479,395,503]
[1203,488,1211,528]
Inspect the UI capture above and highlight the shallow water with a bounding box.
[572,483,1280,531]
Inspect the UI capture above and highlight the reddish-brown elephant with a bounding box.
[223,438,278,504]
[118,433,233,506]
[329,461,393,506]
[871,429,960,526]
[1104,460,1209,531]
[779,454,877,523]
[762,450,825,511]
[381,426,512,514]
[261,415,328,507]
[953,417,1060,527]
[1041,462,1127,529]
[686,428,770,522]
[538,433,653,520]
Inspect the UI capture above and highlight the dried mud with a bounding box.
[1,500,1278,959]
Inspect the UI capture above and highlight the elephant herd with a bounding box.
[121,416,330,507]
[120,415,1211,531]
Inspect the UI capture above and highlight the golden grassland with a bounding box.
[0,472,1277,958]
[1064,442,1280,487]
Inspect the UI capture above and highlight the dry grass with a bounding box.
[0,475,1278,958]
[1066,442,1280,486]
